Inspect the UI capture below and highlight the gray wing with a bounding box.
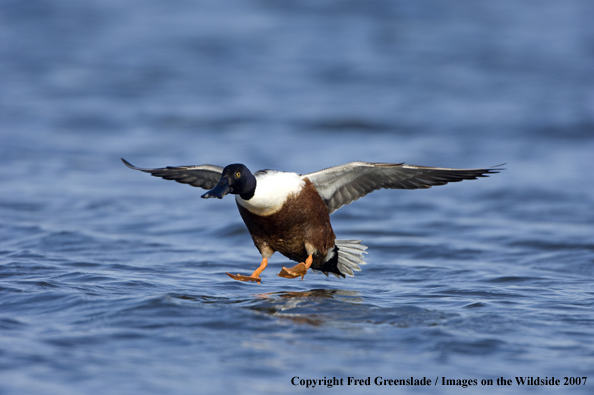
[121,158,223,190]
[304,161,503,214]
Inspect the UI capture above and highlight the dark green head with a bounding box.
[201,164,256,200]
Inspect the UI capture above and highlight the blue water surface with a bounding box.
[1,1,594,394]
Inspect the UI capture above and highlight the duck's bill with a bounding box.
[201,178,231,199]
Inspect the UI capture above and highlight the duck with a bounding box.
[122,158,502,284]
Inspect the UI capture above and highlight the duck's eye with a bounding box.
[235,172,241,178]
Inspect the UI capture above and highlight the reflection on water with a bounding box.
[247,289,453,330]
[251,289,363,326]
[254,289,362,301]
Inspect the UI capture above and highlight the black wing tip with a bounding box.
[121,158,138,169]
[121,158,155,173]
[483,163,506,175]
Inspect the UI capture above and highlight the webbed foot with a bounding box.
[226,257,267,285]
[226,272,261,284]
[277,255,313,281]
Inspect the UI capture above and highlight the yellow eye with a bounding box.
[235,172,241,178]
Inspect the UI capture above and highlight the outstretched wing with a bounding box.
[121,158,223,190]
[304,161,503,214]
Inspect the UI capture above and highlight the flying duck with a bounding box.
[122,159,501,284]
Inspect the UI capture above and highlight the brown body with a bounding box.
[236,178,335,270]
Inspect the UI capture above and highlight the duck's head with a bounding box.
[201,164,256,200]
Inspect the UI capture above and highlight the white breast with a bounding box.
[236,171,305,216]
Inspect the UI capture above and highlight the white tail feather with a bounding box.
[335,239,368,277]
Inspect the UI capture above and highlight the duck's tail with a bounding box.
[312,239,368,278]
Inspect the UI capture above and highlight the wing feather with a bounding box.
[121,158,223,190]
[304,161,503,214]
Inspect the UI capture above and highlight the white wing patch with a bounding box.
[236,171,305,216]
[305,165,365,202]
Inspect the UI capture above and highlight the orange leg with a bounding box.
[277,255,313,281]
[227,258,268,285]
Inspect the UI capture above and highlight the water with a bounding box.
[1,1,594,394]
